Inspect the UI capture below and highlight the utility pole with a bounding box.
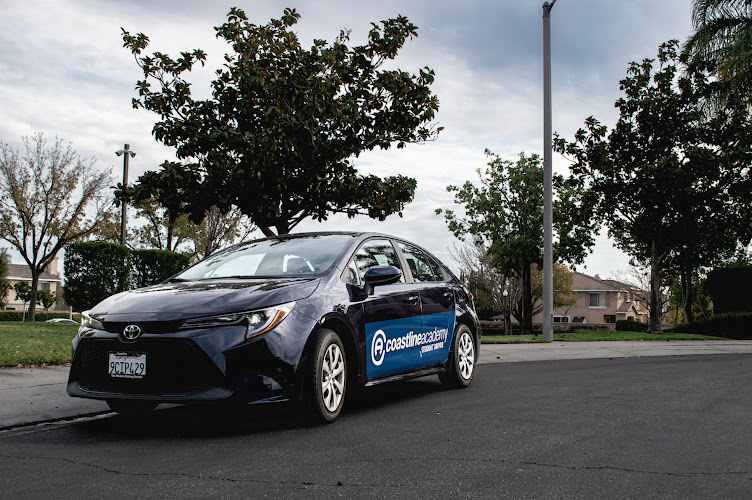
[542,0,557,342]
[115,144,136,246]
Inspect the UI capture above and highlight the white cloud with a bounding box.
[0,0,694,277]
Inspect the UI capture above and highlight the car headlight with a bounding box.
[81,310,105,330]
[179,302,295,340]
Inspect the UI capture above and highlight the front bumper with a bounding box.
[67,311,317,405]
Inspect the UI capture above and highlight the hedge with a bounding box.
[615,319,649,332]
[0,311,81,322]
[668,312,752,339]
[707,267,752,314]
[64,242,191,312]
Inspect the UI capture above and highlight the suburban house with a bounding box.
[3,257,64,312]
[533,271,647,328]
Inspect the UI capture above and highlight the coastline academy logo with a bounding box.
[371,329,386,366]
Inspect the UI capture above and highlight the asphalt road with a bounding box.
[1,354,751,499]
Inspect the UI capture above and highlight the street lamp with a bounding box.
[542,0,557,342]
[115,144,136,246]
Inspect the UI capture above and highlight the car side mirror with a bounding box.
[363,266,402,295]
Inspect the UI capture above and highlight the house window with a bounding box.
[39,283,50,291]
[604,315,616,324]
[589,293,605,307]
[553,316,570,323]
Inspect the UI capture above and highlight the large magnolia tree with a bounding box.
[119,8,441,236]
[0,134,113,321]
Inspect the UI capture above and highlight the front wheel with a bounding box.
[302,329,347,424]
[439,324,476,389]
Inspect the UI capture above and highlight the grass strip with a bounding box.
[0,322,79,367]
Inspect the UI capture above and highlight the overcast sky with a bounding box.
[0,0,695,276]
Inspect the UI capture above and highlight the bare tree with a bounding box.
[188,206,255,260]
[611,266,671,326]
[450,240,517,334]
[0,133,113,321]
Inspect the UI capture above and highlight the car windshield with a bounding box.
[173,234,354,280]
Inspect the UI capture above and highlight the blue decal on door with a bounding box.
[366,311,456,378]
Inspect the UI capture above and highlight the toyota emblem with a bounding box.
[123,324,142,340]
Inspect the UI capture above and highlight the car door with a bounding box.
[347,238,423,379]
[396,241,456,368]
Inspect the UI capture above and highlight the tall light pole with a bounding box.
[115,144,136,246]
[542,0,556,342]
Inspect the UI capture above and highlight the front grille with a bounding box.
[73,338,227,396]
[103,320,182,334]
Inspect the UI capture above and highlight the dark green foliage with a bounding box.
[131,249,191,289]
[13,281,32,304]
[119,8,440,236]
[64,242,190,311]
[615,319,650,332]
[437,151,595,335]
[707,267,752,313]
[64,242,130,312]
[0,311,79,322]
[669,312,752,339]
[556,41,752,333]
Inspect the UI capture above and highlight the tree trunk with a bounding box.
[521,262,533,335]
[680,263,694,324]
[28,270,39,323]
[166,223,174,252]
[259,226,276,238]
[649,242,662,334]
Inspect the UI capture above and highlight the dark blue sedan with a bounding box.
[68,232,479,423]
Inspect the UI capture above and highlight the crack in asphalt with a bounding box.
[1,453,750,486]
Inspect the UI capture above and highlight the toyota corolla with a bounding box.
[67,232,479,423]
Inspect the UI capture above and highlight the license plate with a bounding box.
[108,352,146,379]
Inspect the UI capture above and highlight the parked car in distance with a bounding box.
[67,232,479,423]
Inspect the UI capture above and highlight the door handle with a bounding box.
[408,295,419,303]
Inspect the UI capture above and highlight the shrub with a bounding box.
[707,267,752,314]
[131,249,191,289]
[0,311,80,322]
[615,319,649,332]
[64,242,191,311]
[670,312,752,339]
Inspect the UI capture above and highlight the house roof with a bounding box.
[572,272,628,292]
[616,301,634,313]
[6,264,62,282]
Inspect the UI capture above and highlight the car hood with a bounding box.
[89,278,321,322]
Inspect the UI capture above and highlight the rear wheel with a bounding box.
[106,400,157,416]
[439,324,476,389]
[302,329,347,424]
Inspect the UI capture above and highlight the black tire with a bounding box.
[439,324,476,389]
[106,400,157,416]
[302,329,347,424]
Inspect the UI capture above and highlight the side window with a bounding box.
[426,255,448,282]
[343,259,360,285]
[350,239,404,283]
[398,242,440,282]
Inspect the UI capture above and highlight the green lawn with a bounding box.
[0,321,79,367]
[481,331,726,343]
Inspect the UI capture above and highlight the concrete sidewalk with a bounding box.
[2,340,752,431]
